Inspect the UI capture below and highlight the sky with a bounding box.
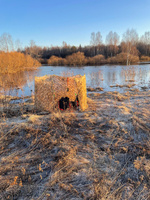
[0,0,150,48]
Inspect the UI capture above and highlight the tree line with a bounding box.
[0,33,40,74]
[1,29,150,66]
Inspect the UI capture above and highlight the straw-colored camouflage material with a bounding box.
[35,74,88,111]
[74,75,88,111]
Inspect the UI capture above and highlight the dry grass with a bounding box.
[0,90,150,199]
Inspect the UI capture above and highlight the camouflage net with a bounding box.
[35,74,88,112]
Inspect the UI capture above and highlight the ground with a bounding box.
[0,89,150,200]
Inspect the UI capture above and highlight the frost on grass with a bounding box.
[0,90,150,200]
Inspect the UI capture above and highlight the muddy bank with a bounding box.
[0,90,150,199]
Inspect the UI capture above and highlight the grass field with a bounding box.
[0,89,150,200]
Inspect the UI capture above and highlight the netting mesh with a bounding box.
[35,74,88,112]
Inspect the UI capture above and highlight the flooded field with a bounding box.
[0,64,150,199]
[1,64,150,97]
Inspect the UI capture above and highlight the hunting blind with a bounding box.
[35,74,88,112]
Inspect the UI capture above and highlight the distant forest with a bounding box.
[1,29,150,65]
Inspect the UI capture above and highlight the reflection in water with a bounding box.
[121,66,136,82]
[112,72,116,84]
[107,71,117,86]
[120,66,149,85]
[88,70,104,88]
[0,70,38,96]
[1,65,150,97]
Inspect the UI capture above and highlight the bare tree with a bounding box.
[62,41,68,48]
[140,31,150,44]
[29,40,36,56]
[90,32,96,46]
[113,32,120,53]
[90,32,102,56]
[30,40,36,48]
[28,40,41,59]
[106,31,113,45]
[122,29,139,65]
[0,33,14,52]
[96,32,102,46]
[140,32,150,56]
[15,39,22,52]
[106,31,120,57]
[90,31,102,46]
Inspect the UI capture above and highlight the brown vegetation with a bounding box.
[48,52,87,66]
[107,52,139,64]
[48,52,140,66]
[48,55,66,66]
[87,54,105,65]
[140,55,150,61]
[0,52,41,74]
[66,52,87,66]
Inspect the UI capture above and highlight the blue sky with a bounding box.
[0,0,150,48]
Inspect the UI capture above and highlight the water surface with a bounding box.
[1,65,150,97]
